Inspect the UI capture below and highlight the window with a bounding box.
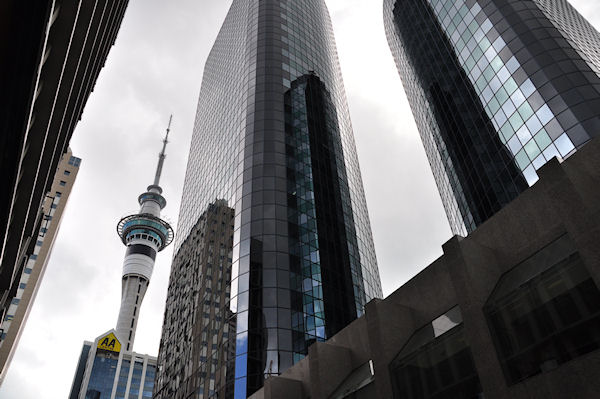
[64,170,71,176]
[485,234,600,385]
[68,156,81,167]
[59,181,66,186]
[86,352,119,398]
[389,306,482,398]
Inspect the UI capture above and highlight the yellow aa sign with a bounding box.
[97,332,121,353]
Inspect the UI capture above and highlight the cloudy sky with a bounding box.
[2,1,599,397]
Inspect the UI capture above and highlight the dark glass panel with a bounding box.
[390,323,482,399]
[485,235,600,384]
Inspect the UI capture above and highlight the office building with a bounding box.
[251,138,600,399]
[70,332,157,399]
[155,0,382,396]
[69,120,174,399]
[0,149,80,383]
[0,0,130,341]
[154,200,236,399]
[384,0,600,235]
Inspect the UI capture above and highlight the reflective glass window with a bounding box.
[86,351,119,399]
[390,307,482,399]
[485,235,600,384]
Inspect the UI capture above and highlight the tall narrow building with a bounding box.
[69,120,174,399]
[0,149,80,384]
[384,0,600,235]
[155,1,382,397]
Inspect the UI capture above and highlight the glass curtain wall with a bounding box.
[384,0,600,235]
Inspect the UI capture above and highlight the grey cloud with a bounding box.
[1,1,598,397]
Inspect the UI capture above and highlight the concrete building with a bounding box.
[251,138,600,399]
[0,149,80,383]
[69,120,174,399]
[384,0,600,235]
[154,200,236,399]
[0,0,130,343]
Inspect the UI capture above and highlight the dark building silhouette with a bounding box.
[0,0,129,344]
[384,0,600,235]
[156,0,382,396]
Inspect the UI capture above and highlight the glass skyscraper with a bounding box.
[155,0,382,397]
[384,0,600,235]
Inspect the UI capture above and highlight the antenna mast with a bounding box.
[153,115,172,186]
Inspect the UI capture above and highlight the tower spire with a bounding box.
[153,115,172,186]
[115,115,174,351]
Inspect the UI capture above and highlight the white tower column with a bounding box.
[115,117,174,351]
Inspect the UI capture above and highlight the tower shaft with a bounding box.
[116,275,149,351]
[115,119,174,351]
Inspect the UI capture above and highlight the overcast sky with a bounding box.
[2,1,599,398]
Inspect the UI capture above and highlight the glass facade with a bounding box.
[162,0,382,397]
[384,0,600,235]
[86,351,119,399]
[69,343,92,399]
[70,341,157,399]
[143,365,155,398]
[115,359,130,399]
[390,307,483,399]
[485,234,600,385]
[129,361,143,398]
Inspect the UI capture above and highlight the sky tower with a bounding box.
[69,117,174,399]
[116,116,175,351]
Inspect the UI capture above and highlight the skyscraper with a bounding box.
[384,0,600,235]
[154,200,236,399]
[0,149,80,384]
[155,0,382,397]
[69,120,173,399]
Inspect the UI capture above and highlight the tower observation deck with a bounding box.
[115,116,174,351]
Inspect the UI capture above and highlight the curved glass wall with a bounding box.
[384,0,600,235]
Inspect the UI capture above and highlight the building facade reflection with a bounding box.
[384,0,600,235]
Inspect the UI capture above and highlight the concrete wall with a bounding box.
[250,138,600,399]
